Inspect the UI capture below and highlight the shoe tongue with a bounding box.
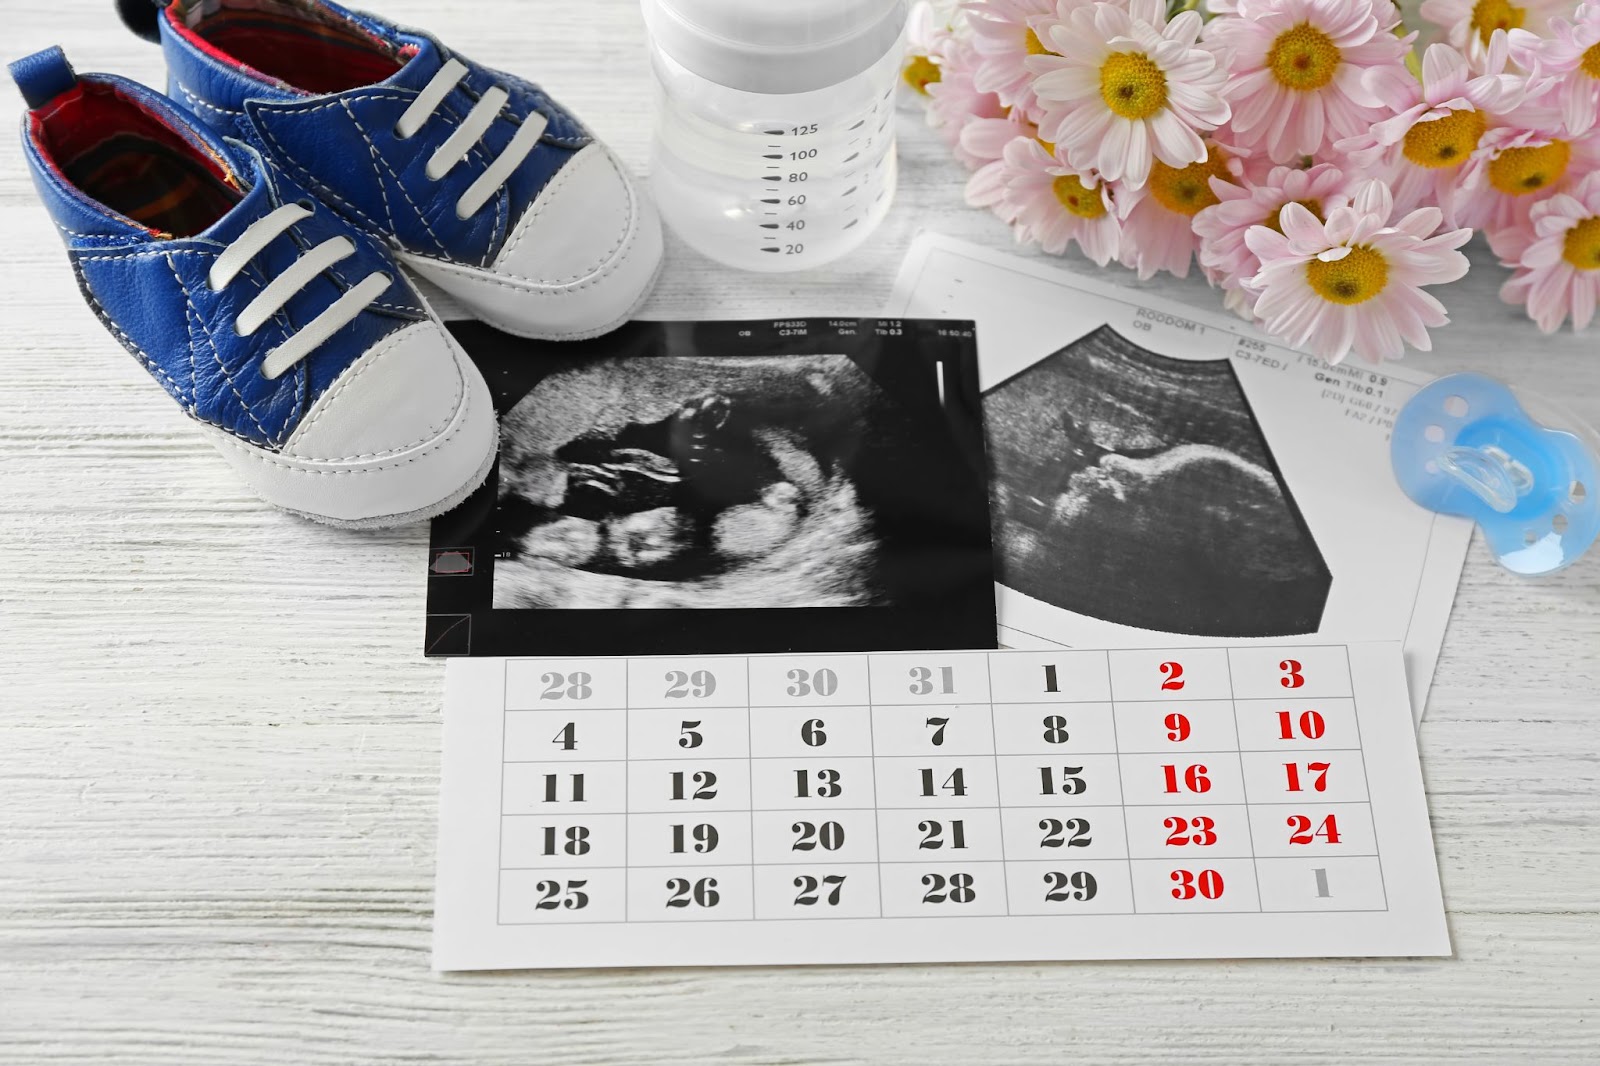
[195,146,289,245]
[381,34,446,93]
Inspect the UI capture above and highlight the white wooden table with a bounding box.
[3,2,1598,1061]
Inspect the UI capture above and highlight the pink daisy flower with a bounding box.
[1420,0,1569,69]
[1335,39,1522,223]
[1493,171,1600,332]
[899,1,962,109]
[1205,0,1412,165]
[1455,124,1600,232]
[1508,3,1600,135]
[1244,180,1473,363]
[964,0,1061,120]
[981,137,1123,262]
[1027,0,1230,189]
[960,106,1042,164]
[961,109,1043,218]
[1193,162,1355,315]
[1118,141,1244,278]
[926,38,1011,168]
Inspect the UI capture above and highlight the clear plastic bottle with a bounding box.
[640,0,907,272]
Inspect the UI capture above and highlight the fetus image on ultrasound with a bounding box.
[493,355,891,610]
[985,325,1332,637]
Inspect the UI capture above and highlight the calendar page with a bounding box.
[433,643,1449,970]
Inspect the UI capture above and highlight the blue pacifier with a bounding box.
[1392,373,1600,576]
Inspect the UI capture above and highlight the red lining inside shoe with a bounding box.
[29,82,241,236]
[166,2,409,94]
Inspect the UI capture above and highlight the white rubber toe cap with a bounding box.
[400,143,664,340]
[199,319,497,527]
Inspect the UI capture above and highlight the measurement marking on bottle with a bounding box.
[760,223,779,229]
[848,119,865,130]
[763,129,785,136]
[763,154,782,159]
[762,175,782,182]
[843,186,858,196]
[761,247,781,253]
[760,199,781,204]
[842,152,859,163]
[843,219,858,230]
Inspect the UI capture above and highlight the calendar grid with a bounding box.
[864,690,886,920]
[1224,651,1266,914]
[492,648,1392,927]
[623,664,629,923]
[496,658,509,929]
[1103,651,1138,914]
[744,667,756,920]
[1344,644,1391,913]
[982,653,1012,916]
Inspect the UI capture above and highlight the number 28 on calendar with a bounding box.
[494,647,1386,925]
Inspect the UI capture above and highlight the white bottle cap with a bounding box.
[640,0,908,95]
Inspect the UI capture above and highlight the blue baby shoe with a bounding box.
[119,0,663,340]
[12,47,496,527]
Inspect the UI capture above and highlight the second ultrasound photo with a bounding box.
[985,325,1331,639]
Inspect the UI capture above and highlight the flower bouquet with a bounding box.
[903,0,1600,362]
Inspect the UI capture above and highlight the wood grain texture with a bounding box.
[2,1,1597,1062]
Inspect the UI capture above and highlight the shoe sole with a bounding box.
[280,433,498,530]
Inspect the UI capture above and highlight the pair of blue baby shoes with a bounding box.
[11,0,664,527]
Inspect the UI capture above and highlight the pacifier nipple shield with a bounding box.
[1392,373,1599,576]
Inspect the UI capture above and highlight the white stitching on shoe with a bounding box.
[73,258,233,433]
[203,354,475,474]
[339,97,452,257]
[174,80,244,119]
[168,252,276,443]
[492,146,632,286]
[286,323,465,459]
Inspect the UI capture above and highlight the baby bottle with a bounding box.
[639,0,908,272]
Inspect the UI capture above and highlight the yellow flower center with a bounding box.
[1025,28,1055,56]
[1563,216,1600,271]
[1306,245,1389,305]
[1053,174,1108,218]
[1262,198,1325,234]
[902,54,941,95]
[1098,51,1169,120]
[1487,140,1572,195]
[1148,146,1232,216]
[1401,108,1488,169]
[1037,136,1057,155]
[1469,0,1526,46]
[1582,42,1600,80]
[1266,23,1342,91]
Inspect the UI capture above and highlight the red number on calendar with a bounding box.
[1170,869,1224,900]
[1164,712,1192,742]
[1277,709,1327,740]
[1163,815,1218,846]
[1280,659,1305,688]
[1286,814,1342,844]
[1161,763,1212,793]
[1284,761,1331,792]
[1159,661,1185,690]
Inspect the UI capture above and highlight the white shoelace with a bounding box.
[394,57,548,219]
[208,203,389,380]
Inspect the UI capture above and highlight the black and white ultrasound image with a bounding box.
[986,325,1330,638]
[426,319,995,656]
